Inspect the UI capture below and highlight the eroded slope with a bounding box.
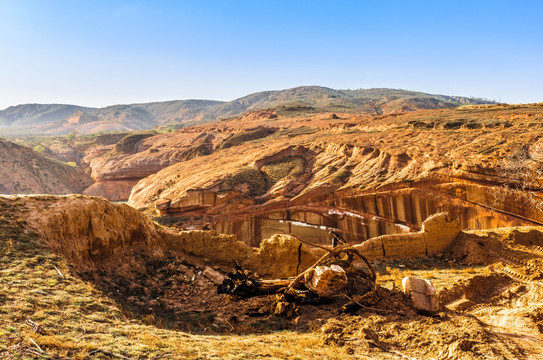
[128,103,543,244]
[0,139,92,195]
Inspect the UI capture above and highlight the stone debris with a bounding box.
[402,276,439,314]
[305,265,348,297]
[203,266,226,285]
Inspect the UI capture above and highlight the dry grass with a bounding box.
[261,156,306,183]
[375,258,487,290]
[0,199,354,359]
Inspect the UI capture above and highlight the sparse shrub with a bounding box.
[331,168,351,184]
[219,129,274,150]
[489,145,543,213]
[221,167,269,197]
[33,145,45,154]
[260,156,306,183]
[65,131,76,142]
[275,126,318,138]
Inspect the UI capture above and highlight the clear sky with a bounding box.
[0,0,542,109]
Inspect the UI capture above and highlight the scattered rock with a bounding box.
[305,265,348,297]
[402,276,439,314]
[203,266,226,285]
[155,198,171,214]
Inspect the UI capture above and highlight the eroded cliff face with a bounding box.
[80,129,276,200]
[14,196,465,279]
[126,104,543,244]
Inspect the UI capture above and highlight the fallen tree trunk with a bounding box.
[217,261,304,298]
[217,239,376,301]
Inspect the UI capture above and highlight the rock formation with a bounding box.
[126,103,543,245]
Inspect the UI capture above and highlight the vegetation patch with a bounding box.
[330,168,352,185]
[221,167,270,197]
[218,128,275,150]
[114,131,157,154]
[275,126,319,138]
[261,156,306,183]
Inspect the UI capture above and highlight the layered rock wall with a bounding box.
[15,197,474,280]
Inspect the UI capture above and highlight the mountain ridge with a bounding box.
[0,86,495,135]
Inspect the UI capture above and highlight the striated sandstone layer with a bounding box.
[80,131,231,200]
[126,103,543,245]
[19,196,461,277]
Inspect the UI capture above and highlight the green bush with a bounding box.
[221,167,269,197]
[65,131,76,142]
[261,156,305,183]
[33,145,45,154]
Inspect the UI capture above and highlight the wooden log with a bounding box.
[217,240,377,300]
[217,261,303,298]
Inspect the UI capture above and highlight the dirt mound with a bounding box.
[320,312,524,359]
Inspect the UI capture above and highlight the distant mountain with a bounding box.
[0,87,494,135]
[199,87,493,121]
[0,104,95,128]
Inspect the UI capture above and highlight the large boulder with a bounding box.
[305,265,348,297]
[402,276,439,314]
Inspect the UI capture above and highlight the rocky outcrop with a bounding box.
[82,180,140,201]
[81,131,228,200]
[15,195,537,284]
[126,103,543,245]
[402,277,439,314]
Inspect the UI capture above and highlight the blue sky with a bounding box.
[0,0,542,109]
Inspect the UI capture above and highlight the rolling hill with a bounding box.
[0,87,494,135]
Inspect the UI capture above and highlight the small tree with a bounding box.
[66,131,77,142]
